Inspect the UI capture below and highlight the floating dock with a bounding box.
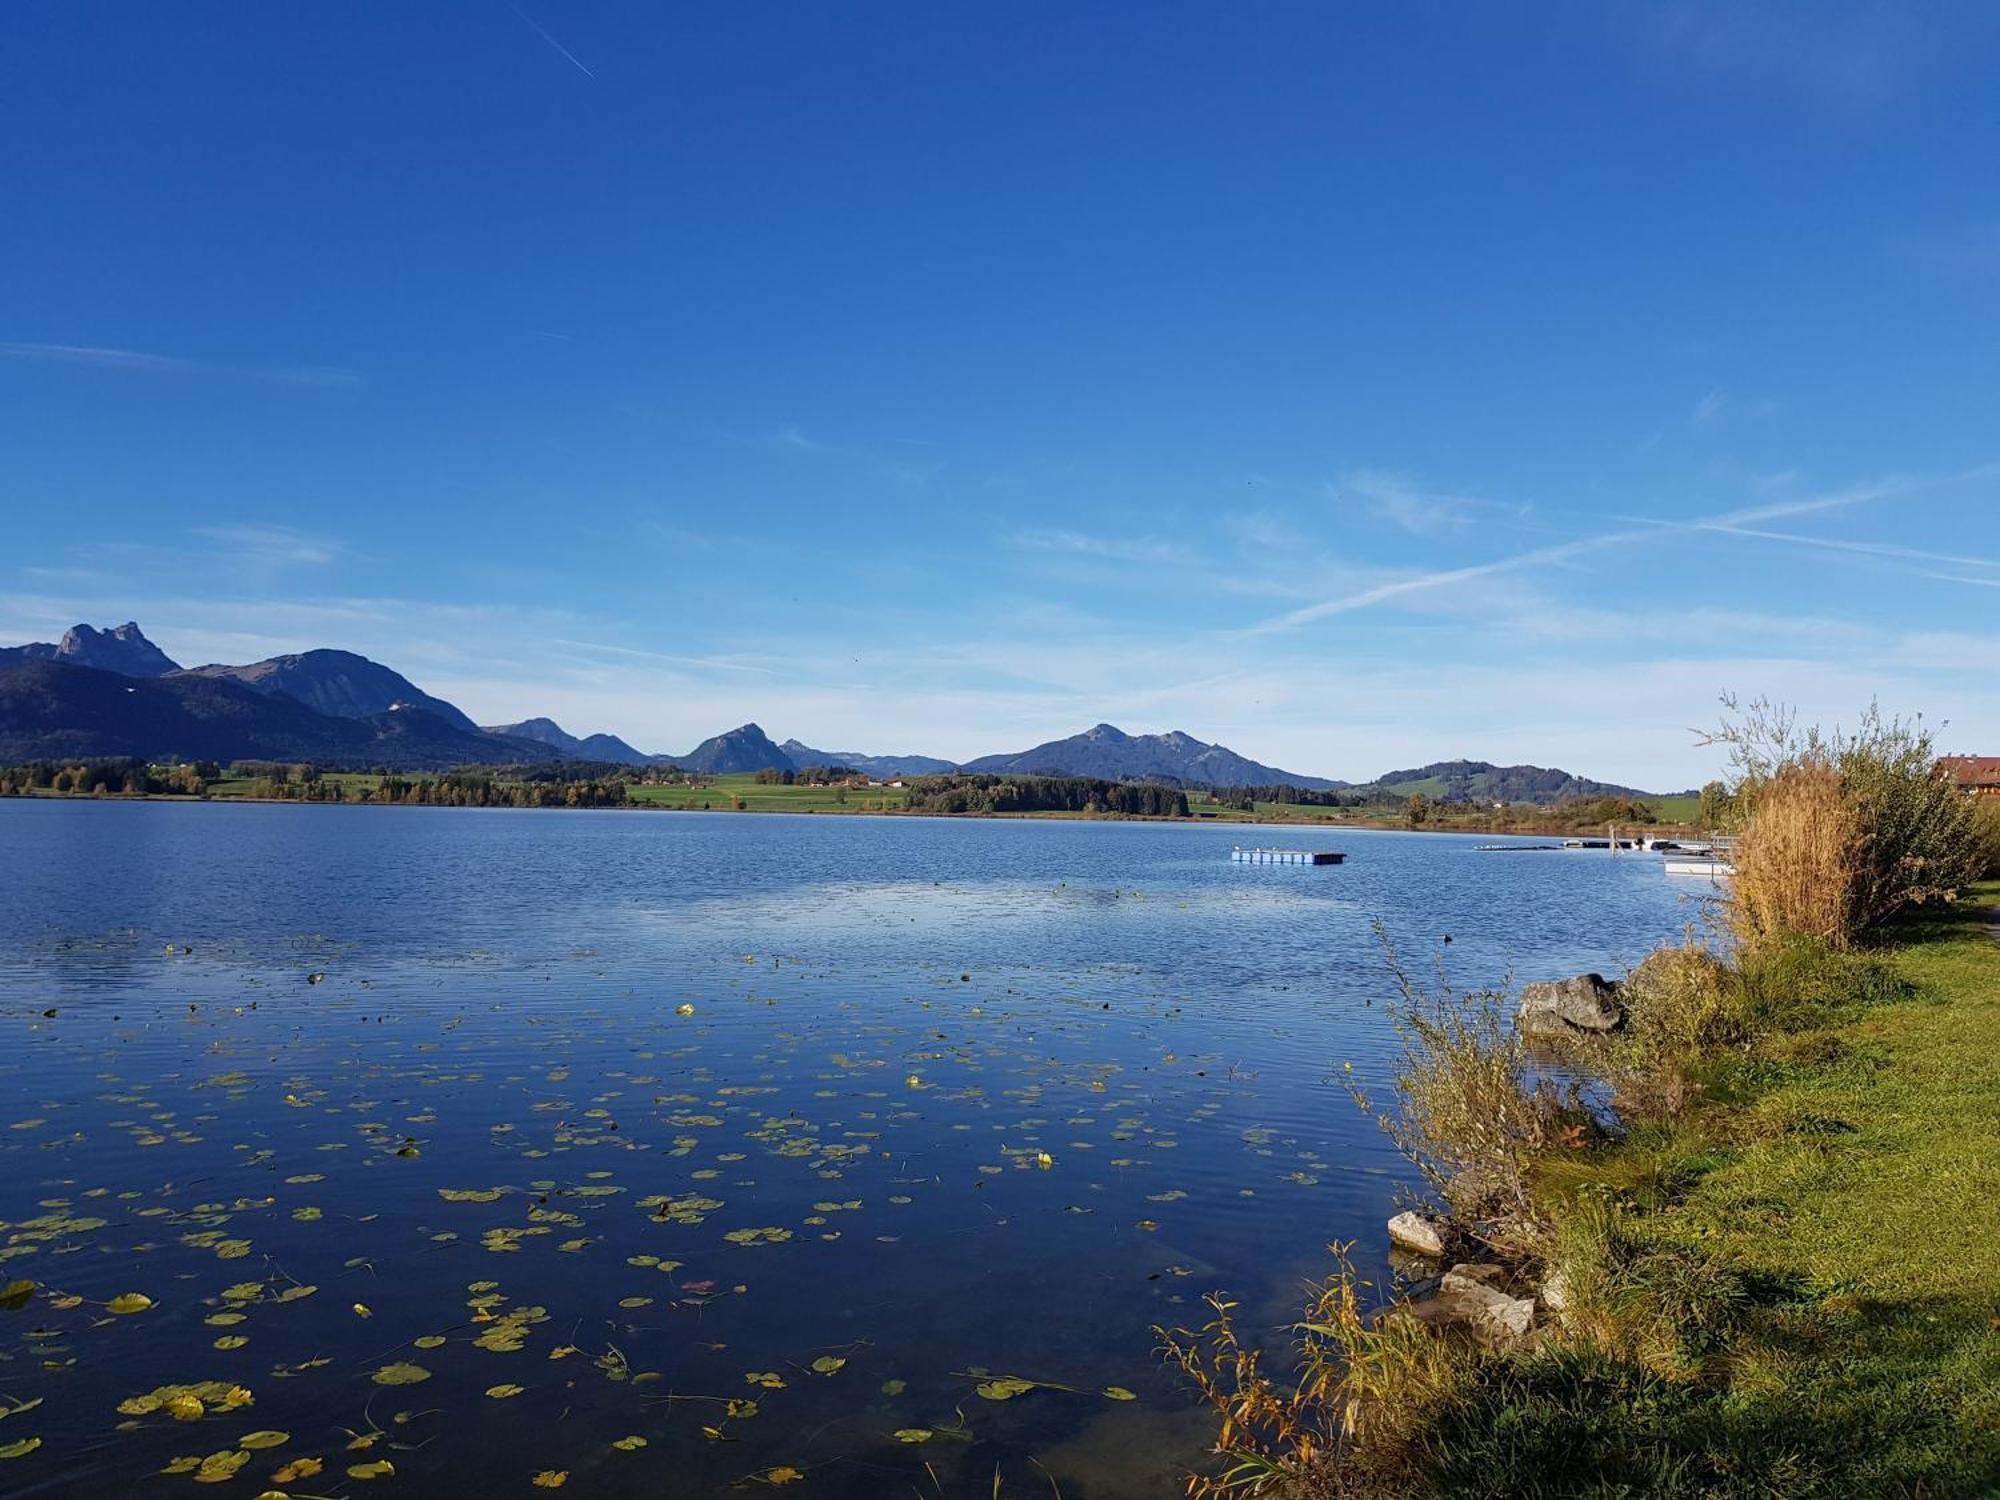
[1662,848,1735,879]
[1231,847,1345,865]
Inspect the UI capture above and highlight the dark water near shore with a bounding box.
[0,801,1709,1497]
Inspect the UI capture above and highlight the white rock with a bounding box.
[1387,1210,1447,1258]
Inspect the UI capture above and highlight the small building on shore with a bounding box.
[1936,756,2000,797]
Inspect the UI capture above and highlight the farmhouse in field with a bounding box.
[1936,755,2000,797]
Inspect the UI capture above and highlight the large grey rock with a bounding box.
[1387,1211,1447,1258]
[1435,1263,1536,1343]
[1519,973,1625,1036]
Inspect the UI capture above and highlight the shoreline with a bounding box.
[0,787,1701,840]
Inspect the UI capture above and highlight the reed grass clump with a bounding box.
[1158,1248,1463,1499]
[1730,761,1862,949]
[1358,942,1590,1247]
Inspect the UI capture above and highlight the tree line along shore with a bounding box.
[0,756,1705,835]
[1160,703,2000,1498]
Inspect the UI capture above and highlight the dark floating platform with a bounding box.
[1230,847,1345,865]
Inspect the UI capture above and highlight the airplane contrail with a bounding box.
[510,5,595,78]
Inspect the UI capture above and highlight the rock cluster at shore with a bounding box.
[1379,969,1630,1347]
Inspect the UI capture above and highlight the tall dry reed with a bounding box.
[1729,761,1861,950]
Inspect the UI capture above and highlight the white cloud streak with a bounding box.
[0,340,360,387]
[1254,479,1912,634]
[509,4,595,77]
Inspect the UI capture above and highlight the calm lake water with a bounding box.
[0,802,1710,1497]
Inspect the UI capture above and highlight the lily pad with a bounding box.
[975,1377,1037,1401]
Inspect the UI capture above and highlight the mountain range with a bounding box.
[0,620,1674,797]
[0,659,552,769]
[779,739,957,778]
[484,717,653,766]
[1338,759,1663,804]
[962,722,1342,789]
[0,621,180,678]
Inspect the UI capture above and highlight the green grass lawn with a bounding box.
[1657,891,2000,1489]
[1486,887,2000,1495]
[1645,792,1704,824]
[625,774,908,813]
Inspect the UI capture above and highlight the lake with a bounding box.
[0,801,1710,1497]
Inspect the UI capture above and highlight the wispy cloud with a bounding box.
[194,525,346,567]
[1253,532,1621,632]
[0,341,194,374]
[773,425,836,454]
[1011,529,1194,567]
[0,340,360,387]
[1691,524,2000,573]
[550,637,779,676]
[1633,0,1963,112]
[1253,479,1913,634]
[1341,470,1531,537]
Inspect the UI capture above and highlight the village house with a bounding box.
[1936,756,2000,797]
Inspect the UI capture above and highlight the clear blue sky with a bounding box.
[3,2,1997,785]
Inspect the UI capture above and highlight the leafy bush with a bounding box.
[1709,699,1981,948]
[1838,715,1985,930]
[1607,942,1739,1120]
[1971,797,2000,880]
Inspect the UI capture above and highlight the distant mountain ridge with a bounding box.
[1348,759,1666,803]
[962,722,1344,790]
[666,722,793,775]
[0,621,181,678]
[178,649,481,732]
[0,622,1675,801]
[778,739,957,778]
[485,717,652,766]
[0,659,552,769]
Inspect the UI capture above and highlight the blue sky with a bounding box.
[3,2,1998,786]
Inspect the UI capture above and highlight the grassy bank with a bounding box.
[1513,891,2000,1494]
[1167,888,1999,1497]
[1167,868,1998,1500]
